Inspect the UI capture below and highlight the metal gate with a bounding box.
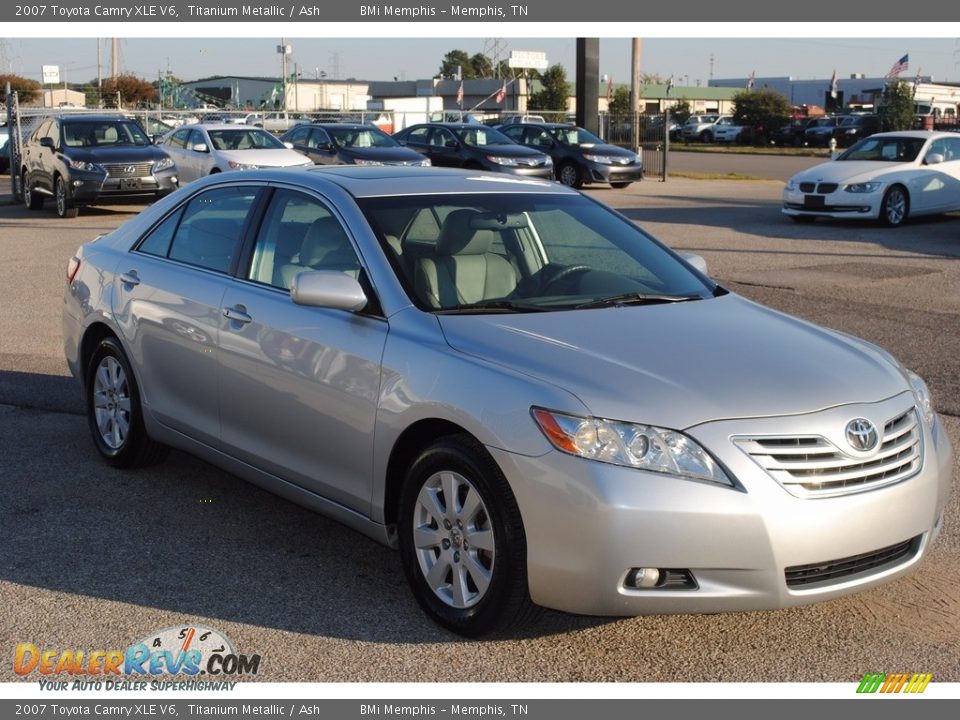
[598,111,670,181]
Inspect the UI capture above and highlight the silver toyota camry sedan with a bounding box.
[63,166,952,636]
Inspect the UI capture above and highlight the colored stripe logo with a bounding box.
[857,673,933,694]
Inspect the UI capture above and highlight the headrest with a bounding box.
[300,217,351,266]
[436,209,494,256]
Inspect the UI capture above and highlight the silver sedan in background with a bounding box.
[63,167,952,636]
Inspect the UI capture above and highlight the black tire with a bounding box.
[700,130,713,143]
[23,171,44,210]
[398,434,537,637]
[879,185,909,227]
[55,175,79,218]
[789,215,817,223]
[610,181,631,189]
[558,161,583,188]
[85,336,168,468]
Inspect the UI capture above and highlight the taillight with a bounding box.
[66,250,83,283]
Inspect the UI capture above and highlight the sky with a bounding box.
[3,36,960,88]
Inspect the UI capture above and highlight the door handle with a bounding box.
[222,305,252,324]
[119,271,140,287]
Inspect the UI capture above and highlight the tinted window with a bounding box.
[137,208,184,258]
[286,126,310,144]
[404,126,431,144]
[167,186,259,273]
[169,128,190,149]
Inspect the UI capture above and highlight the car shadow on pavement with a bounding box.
[0,371,612,645]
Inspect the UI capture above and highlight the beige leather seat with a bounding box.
[277,216,359,289]
[414,209,517,308]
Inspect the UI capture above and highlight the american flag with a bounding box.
[496,81,506,104]
[885,54,909,80]
[456,80,463,107]
[830,69,838,99]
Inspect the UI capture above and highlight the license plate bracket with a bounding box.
[121,178,142,190]
[803,195,825,208]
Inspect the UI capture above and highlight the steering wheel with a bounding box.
[538,264,593,294]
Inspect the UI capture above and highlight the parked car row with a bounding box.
[18,115,645,217]
[770,114,881,148]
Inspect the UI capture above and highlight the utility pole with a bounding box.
[111,38,119,80]
[630,38,641,152]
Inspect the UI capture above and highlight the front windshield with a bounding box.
[549,127,604,147]
[455,127,514,147]
[62,121,151,147]
[358,193,718,312]
[206,128,286,151]
[838,136,925,163]
[329,127,399,148]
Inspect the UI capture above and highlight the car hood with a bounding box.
[791,160,905,183]
[66,145,169,163]
[216,149,311,167]
[437,293,908,429]
[475,143,547,159]
[577,143,636,158]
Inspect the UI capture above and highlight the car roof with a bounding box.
[56,114,132,123]
[868,130,951,139]
[307,123,379,130]
[205,165,575,199]
[405,123,490,131]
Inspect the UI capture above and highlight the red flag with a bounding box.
[496,81,506,104]
[456,81,463,106]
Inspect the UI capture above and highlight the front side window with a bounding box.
[246,189,360,290]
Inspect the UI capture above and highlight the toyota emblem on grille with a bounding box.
[845,418,879,452]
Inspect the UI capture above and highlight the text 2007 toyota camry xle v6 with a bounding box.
[63,166,952,636]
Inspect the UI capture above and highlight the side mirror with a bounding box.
[445,140,460,149]
[924,152,945,165]
[192,143,209,153]
[290,270,368,312]
[40,137,56,149]
[283,141,294,149]
[678,251,708,275]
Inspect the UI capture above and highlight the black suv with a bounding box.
[834,114,880,148]
[20,114,178,218]
[500,122,643,188]
[392,123,553,178]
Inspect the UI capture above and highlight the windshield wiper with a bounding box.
[435,299,548,314]
[573,292,703,310]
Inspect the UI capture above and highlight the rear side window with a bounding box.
[137,186,259,273]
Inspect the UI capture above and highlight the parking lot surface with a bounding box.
[1,174,958,683]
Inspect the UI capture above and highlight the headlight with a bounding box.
[784,179,797,191]
[352,159,385,166]
[417,158,432,167]
[845,181,882,193]
[543,156,553,167]
[907,371,935,427]
[531,408,733,486]
[153,157,175,172]
[68,159,103,173]
[227,161,259,170]
[486,155,520,166]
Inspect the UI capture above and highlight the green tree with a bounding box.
[669,100,692,124]
[879,80,915,132]
[469,53,493,79]
[608,86,631,116]
[438,49,472,79]
[528,64,570,112]
[1,74,42,104]
[731,88,792,142]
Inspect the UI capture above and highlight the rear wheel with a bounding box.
[55,176,79,218]
[86,337,168,468]
[700,130,713,143]
[398,435,536,637]
[879,185,909,227]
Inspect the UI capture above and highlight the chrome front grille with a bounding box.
[736,409,922,498]
[102,162,154,178]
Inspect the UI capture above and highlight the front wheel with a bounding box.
[55,176,79,218]
[86,337,168,468]
[23,172,44,210]
[879,186,909,227]
[398,435,536,637]
[558,162,583,188]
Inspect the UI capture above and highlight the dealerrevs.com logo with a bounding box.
[856,673,933,694]
[14,626,261,691]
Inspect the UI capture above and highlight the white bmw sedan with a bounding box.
[783,130,960,227]
[157,123,312,183]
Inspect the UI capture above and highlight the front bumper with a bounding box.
[67,168,179,205]
[586,161,644,184]
[491,395,951,616]
[782,185,883,220]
